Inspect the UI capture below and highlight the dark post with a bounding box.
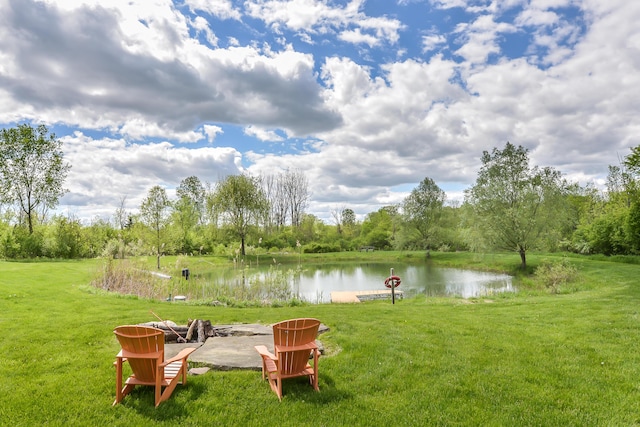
[390,267,395,305]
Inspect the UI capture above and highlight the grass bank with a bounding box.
[1,252,640,426]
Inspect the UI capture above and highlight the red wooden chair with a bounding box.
[254,318,321,400]
[113,325,196,407]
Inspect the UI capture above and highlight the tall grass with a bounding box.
[2,252,640,425]
[91,257,306,306]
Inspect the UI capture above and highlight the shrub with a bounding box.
[535,258,578,293]
[303,242,341,253]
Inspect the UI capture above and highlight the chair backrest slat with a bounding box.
[272,318,320,375]
[114,325,165,382]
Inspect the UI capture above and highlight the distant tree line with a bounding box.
[2,123,640,268]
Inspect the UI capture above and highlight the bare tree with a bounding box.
[259,173,287,231]
[330,205,345,234]
[114,196,129,231]
[260,170,308,229]
[282,169,309,227]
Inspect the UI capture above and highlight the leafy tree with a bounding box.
[298,213,325,243]
[82,216,116,258]
[0,124,70,234]
[330,206,356,236]
[342,208,356,229]
[402,177,445,249]
[623,145,640,251]
[464,142,569,269]
[176,176,206,223]
[623,145,640,177]
[46,215,83,258]
[360,207,395,249]
[140,186,171,269]
[173,176,206,253]
[210,174,268,256]
[626,200,640,253]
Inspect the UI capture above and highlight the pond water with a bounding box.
[200,262,514,303]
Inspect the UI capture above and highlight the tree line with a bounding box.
[1,123,639,268]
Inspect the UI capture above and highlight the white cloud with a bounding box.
[0,0,340,139]
[244,0,403,47]
[516,8,560,27]
[119,118,204,143]
[59,132,242,219]
[244,126,284,142]
[2,0,640,224]
[454,14,518,64]
[339,29,380,47]
[203,125,223,143]
[184,0,242,20]
[422,33,447,53]
[190,15,219,46]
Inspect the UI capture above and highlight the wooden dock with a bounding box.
[330,289,403,303]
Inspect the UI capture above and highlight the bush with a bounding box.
[535,258,578,293]
[303,242,341,253]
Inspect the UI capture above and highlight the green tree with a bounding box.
[342,208,356,228]
[464,142,569,269]
[210,174,268,256]
[623,146,640,251]
[173,176,206,253]
[0,123,70,234]
[46,214,84,258]
[360,207,396,249]
[402,177,445,249]
[140,185,171,269]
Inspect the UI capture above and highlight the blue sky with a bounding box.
[0,0,638,223]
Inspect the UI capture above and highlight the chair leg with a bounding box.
[312,349,319,391]
[180,362,188,385]
[114,358,135,405]
[276,376,283,401]
[113,359,122,405]
[157,378,180,407]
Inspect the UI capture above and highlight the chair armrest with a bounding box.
[275,342,318,353]
[254,345,276,360]
[117,349,164,360]
[161,347,197,366]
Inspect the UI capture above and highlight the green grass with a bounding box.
[2,252,640,426]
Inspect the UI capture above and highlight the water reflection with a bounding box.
[199,262,514,303]
[401,264,514,299]
[285,262,512,303]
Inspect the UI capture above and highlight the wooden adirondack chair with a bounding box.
[254,318,321,400]
[113,325,196,407]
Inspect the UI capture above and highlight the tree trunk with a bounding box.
[519,247,527,270]
[197,320,206,343]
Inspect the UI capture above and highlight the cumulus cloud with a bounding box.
[1,0,639,223]
[0,0,341,138]
[59,132,242,219]
[422,33,447,53]
[203,125,223,143]
[185,0,242,21]
[244,0,404,47]
[244,126,285,142]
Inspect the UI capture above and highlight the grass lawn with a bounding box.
[1,252,640,426]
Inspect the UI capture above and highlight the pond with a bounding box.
[198,262,514,303]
